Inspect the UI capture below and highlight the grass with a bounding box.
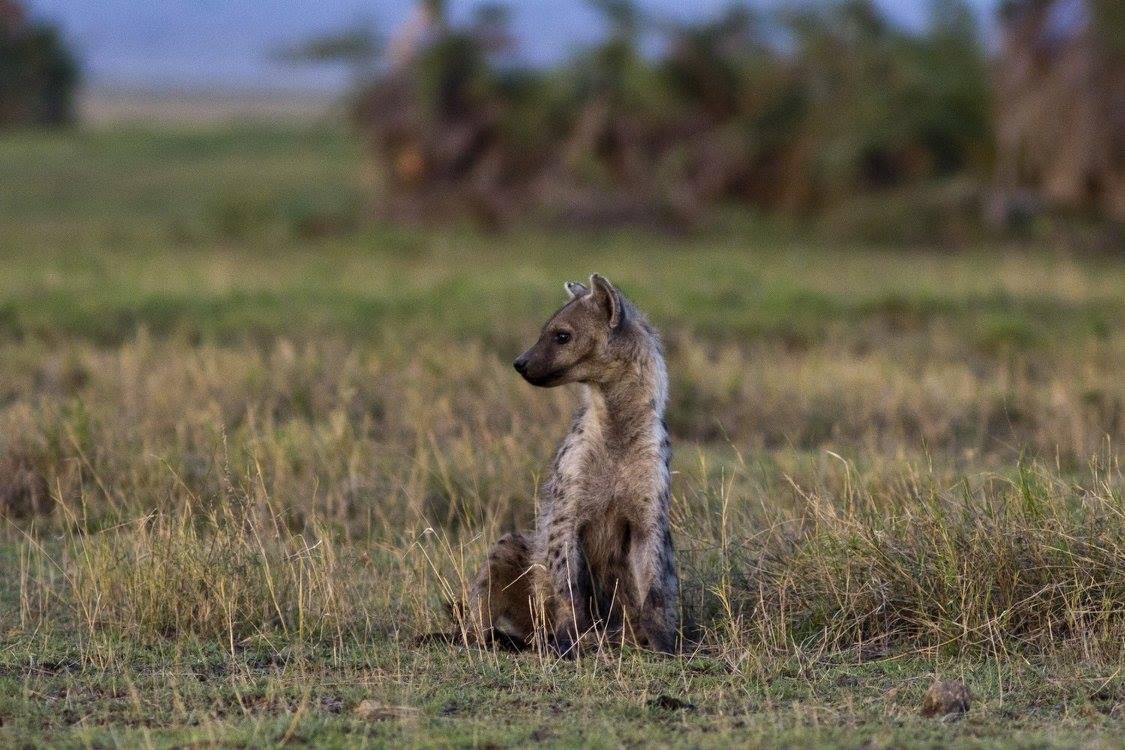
[0,124,1123,748]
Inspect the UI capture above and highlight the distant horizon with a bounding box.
[29,0,1000,94]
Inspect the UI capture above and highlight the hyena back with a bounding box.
[463,274,678,656]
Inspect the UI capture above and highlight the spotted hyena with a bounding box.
[462,274,678,657]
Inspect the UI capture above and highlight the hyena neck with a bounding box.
[582,329,667,452]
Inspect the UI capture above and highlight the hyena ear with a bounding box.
[589,273,625,330]
[564,281,589,300]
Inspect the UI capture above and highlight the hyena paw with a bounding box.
[644,628,677,656]
[549,628,580,659]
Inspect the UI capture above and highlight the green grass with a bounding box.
[1,637,1120,748]
[0,124,1122,748]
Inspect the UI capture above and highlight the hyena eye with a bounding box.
[553,331,571,345]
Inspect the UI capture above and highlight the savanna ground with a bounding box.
[0,125,1123,748]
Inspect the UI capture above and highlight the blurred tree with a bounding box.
[555,0,679,218]
[658,7,796,207]
[276,26,381,79]
[782,0,992,207]
[992,0,1124,222]
[0,0,79,127]
[351,0,527,225]
[339,0,1014,238]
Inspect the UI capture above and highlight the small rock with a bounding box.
[648,694,696,711]
[353,700,419,722]
[320,696,344,714]
[920,679,971,718]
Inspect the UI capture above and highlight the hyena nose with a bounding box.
[513,356,529,374]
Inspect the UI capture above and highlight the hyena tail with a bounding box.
[418,532,539,652]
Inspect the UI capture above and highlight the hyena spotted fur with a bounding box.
[462,274,679,656]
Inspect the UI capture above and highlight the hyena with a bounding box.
[462,274,678,656]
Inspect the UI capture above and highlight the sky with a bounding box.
[27,0,1000,93]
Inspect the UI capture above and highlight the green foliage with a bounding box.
[275,27,381,87]
[0,10,79,127]
[277,29,380,65]
[784,0,993,201]
[352,0,996,233]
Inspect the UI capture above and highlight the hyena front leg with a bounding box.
[463,532,536,648]
[628,525,679,654]
[545,519,593,658]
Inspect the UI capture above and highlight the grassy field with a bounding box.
[0,125,1123,748]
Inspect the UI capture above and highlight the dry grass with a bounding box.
[4,335,1121,666]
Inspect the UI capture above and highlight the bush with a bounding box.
[0,3,80,127]
[351,0,994,232]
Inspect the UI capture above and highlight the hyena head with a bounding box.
[513,273,636,388]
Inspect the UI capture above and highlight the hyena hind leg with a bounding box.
[461,532,537,648]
